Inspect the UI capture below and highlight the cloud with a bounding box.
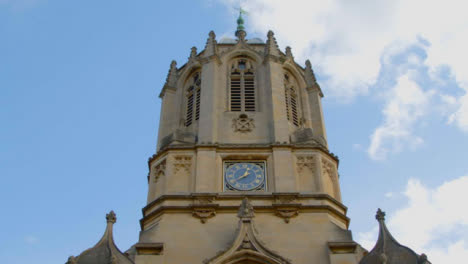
[357,175,468,263]
[447,94,468,131]
[219,0,468,129]
[367,73,435,160]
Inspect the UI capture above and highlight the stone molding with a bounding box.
[134,243,164,255]
[232,114,255,133]
[191,194,218,223]
[173,155,192,173]
[296,155,316,173]
[140,194,350,230]
[203,199,291,264]
[322,158,337,181]
[272,203,301,223]
[148,143,339,170]
[328,242,359,254]
[192,207,217,224]
[152,160,166,183]
[143,192,347,214]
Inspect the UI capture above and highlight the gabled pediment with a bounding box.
[204,199,291,264]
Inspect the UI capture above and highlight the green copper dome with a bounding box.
[236,13,245,31]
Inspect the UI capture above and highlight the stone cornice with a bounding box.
[148,142,339,170]
[140,192,349,230]
[328,242,360,254]
[140,202,350,231]
[143,192,347,213]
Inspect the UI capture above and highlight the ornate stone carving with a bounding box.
[265,30,280,57]
[273,194,300,223]
[192,208,216,224]
[165,60,177,87]
[106,210,116,223]
[376,208,386,221]
[153,160,166,182]
[189,46,197,61]
[232,114,255,133]
[275,208,299,223]
[173,156,192,173]
[321,158,337,182]
[238,198,254,219]
[204,198,292,264]
[296,155,316,173]
[240,234,254,249]
[190,194,218,223]
[159,60,178,98]
[285,46,294,60]
[305,59,323,97]
[204,30,218,57]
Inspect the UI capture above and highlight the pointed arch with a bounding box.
[222,46,263,64]
[205,199,291,264]
[282,61,307,89]
[183,71,202,127]
[219,250,285,264]
[284,71,302,127]
[228,56,257,112]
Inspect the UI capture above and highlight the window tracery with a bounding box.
[185,72,201,127]
[284,73,300,127]
[230,58,255,112]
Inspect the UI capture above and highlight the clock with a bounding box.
[224,161,266,191]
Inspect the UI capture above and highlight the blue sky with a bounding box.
[1,0,468,263]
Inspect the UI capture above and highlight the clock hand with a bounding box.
[238,168,251,180]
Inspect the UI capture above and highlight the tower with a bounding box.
[131,17,364,264]
[65,14,434,264]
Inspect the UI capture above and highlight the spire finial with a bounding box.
[305,59,322,98]
[285,46,293,59]
[376,208,386,222]
[305,59,312,70]
[204,31,218,57]
[235,8,247,39]
[265,30,280,56]
[163,60,178,89]
[106,210,117,224]
[189,46,197,60]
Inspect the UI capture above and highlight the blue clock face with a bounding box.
[225,162,265,191]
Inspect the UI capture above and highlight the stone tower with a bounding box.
[129,16,366,264]
[65,14,434,264]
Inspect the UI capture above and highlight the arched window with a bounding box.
[185,72,201,127]
[284,73,300,126]
[230,59,255,112]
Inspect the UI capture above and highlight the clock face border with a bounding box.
[223,161,267,192]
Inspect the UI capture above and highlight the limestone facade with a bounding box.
[127,25,367,264]
[64,14,436,264]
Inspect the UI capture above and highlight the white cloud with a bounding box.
[357,176,468,263]
[447,94,468,131]
[367,74,434,160]
[220,0,468,128]
[384,192,393,198]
